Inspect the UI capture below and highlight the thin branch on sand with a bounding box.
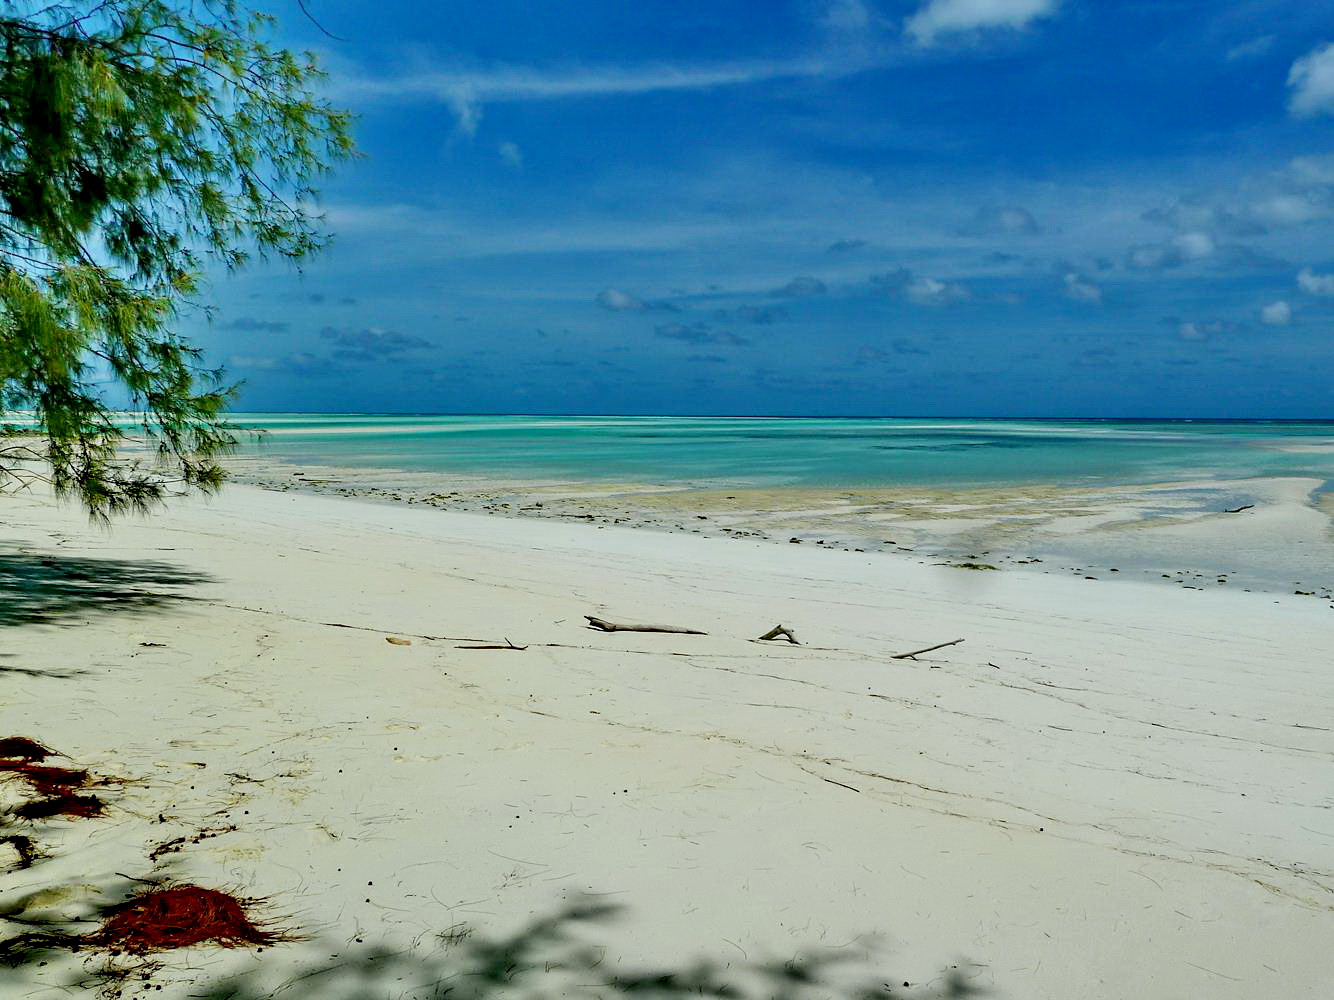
[455,638,528,651]
[891,638,965,660]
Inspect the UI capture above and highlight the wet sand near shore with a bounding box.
[226,454,1334,606]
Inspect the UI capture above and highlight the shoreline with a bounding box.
[224,452,1334,605]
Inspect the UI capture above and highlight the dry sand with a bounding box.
[1,483,1332,998]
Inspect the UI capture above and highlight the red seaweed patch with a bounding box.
[0,761,91,797]
[15,794,106,820]
[88,885,282,953]
[0,737,55,762]
[1,739,110,821]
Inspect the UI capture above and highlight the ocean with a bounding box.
[230,414,1334,491]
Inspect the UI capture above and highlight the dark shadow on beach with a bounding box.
[2,890,985,1000]
[0,550,212,628]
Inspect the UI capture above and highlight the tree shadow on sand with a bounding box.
[0,550,212,628]
[2,889,986,1000]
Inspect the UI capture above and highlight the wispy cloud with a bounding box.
[498,141,524,170]
[346,58,848,136]
[337,2,891,134]
[1226,35,1274,62]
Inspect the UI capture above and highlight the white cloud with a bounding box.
[1142,199,1261,237]
[1142,156,1334,241]
[1289,42,1334,117]
[1290,155,1334,184]
[871,268,969,304]
[1126,232,1216,271]
[821,0,886,56]
[498,141,523,169]
[1172,231,1215,260]
[905,275,969,304]
[1297,266,1334,295]
[1126,243,1179,270]
[906,0,1060,46]
[1177,319,1235,341]
[1179,321,1237,344]
[1178,322,1206,341]
[1260,300,1292,326]
[595,288,648,311]
[1249,192,1329,227]
[1062,272,1102,304]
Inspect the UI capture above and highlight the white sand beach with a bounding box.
[2,483,1333,998]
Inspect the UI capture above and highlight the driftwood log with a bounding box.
[585,616,707,635]
[891,638,964,660]
[755,624,800,644]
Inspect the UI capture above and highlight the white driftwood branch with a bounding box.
[585,616,707,635]
[755,624,800,644]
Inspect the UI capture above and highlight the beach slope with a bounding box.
[1,484,1331,998]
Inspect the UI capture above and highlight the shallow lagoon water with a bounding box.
[232,414,1334,491]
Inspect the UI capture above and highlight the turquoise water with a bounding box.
[231,415,1334,490]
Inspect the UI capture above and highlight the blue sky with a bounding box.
[197,0,1334,416]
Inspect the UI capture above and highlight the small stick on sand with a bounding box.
[320,621,488,642]
[455,638,529,650]
[891,638,965,660]
[585,616,707,635]
[755,624,800,644]
[1224,504,1255,514]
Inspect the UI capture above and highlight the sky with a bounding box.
[193,0,1334,417]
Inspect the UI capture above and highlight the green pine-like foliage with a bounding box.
[0,2,353,516]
